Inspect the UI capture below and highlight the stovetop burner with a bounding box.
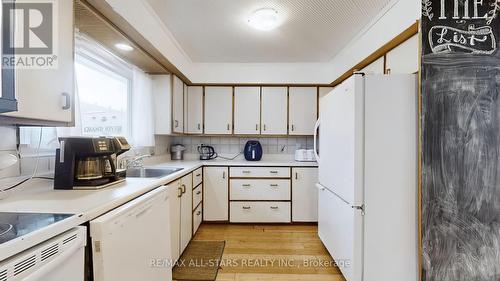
[0,213,73,245]
[0,223,13,236]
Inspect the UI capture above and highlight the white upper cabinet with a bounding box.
[386,35,419,74]
[183,83,188,132]
[204,86,233,135]
[289,87,317,135]
[361,56,385,74]
[261,87,287,135]
[172,75,184,133]
[152,75,172,135]
[186,86,203,134]
[2,0,74,124]
[234,87,260,135]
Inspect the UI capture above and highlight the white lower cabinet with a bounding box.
[230,179,290,201]
[230,202,291,223]
[203,167,229,221]
[292,168,319,222]
[193,204,203,235]
[230,167,290,178]
[193,184,203,207]
[168,180,182,261]
[169,173,193,261]
[180,174,193,254]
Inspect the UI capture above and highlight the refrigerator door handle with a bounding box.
[352,204,365,216]
[313,118,321,161]
[316,183,326,191]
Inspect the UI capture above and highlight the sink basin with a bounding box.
[126,167,183,178]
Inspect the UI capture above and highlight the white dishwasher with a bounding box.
[90,186,172,281]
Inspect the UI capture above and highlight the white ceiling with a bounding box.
[144,0,395,63]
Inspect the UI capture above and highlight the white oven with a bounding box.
[0,227,86,281]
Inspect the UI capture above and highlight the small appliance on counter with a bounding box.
[54,136,130,190]
[295,149,317,162]
[170,144,186,160]
[198,145,217,160]
[244,140,262,161]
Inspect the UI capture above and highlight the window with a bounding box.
[76,56,131,137]
[19,33,156,155]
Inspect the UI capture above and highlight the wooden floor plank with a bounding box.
[190,223,346,281]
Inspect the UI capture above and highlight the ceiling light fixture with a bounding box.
[247,8,280,31]
[115,43,134,52]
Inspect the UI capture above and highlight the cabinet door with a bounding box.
[186,86,203,134]
[204,87,233,134]
[261,87,287,135]
[184,83,188,132]
[168,180,182,261]
[234,87,260,134]
[180,174,193,254]
[203,167,229,221]
[2,0,74,123]
[386,35,419,74]
[153,75,172,134]
[292,168,319,222]
[361,56,385,74]
[289,87,317,135]
[172,75,184,133]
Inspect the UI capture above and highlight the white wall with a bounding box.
[190,63,333,84]
[328,0,420,81]
[106,0,420,84]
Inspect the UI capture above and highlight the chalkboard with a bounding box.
[421,0,500,280]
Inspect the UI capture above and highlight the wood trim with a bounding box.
[190,83,333,87]
[82,0,191,81]
[417,21,423,281]
[330,21,419,86]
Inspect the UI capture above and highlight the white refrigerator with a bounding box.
[314,73,418,281]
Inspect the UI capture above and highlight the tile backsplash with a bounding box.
[170,136,314,155]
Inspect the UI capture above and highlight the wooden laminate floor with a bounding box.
[187,223,346,281]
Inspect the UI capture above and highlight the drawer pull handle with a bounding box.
[270,206,279,210]
[242,184,251,187]
[270,184,279,187]
[196,191,201,195]
[270,171,279,174]
[197,211,202,216]
[242,206,251,210]
[242,171,251,174]
[196,173,201,177]
[177,187,182,198]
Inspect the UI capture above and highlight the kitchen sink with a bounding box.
[126,167,183,178]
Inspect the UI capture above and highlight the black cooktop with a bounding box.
[0,212,73,245]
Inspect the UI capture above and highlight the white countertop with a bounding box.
[0,156,316,261]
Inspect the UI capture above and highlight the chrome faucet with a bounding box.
[125,154,151,168]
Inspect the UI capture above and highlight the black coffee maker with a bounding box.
[54,137,130,190]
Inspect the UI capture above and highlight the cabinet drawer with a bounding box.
[193,204,203,235]
[230,202,291,223]
[193,184,203,209]
[230,167,290,178]
[230,179,290,200]
[193,168,203,187]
